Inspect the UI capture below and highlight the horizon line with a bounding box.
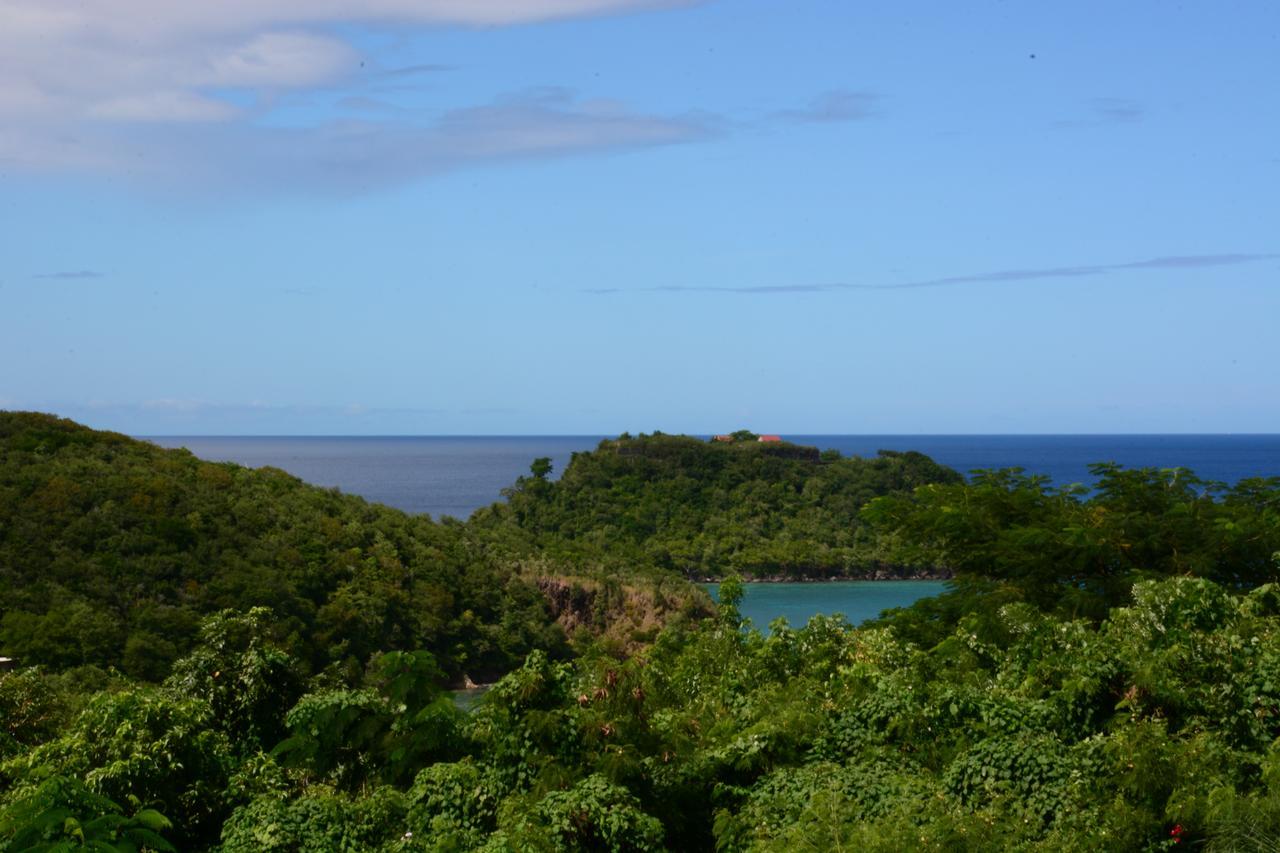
[139,431,1280,439]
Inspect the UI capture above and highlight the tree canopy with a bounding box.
[4,412,1280,850]
[479,432,963,579]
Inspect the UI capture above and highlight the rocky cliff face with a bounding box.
[533,574,713,652]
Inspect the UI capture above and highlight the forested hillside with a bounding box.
[476,431,963,578]
[5,413,1280,850]
[864,464,1280,629]
[0,416,965,682]
[0,413,698,683]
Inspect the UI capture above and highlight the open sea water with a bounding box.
[147,434,1280,520]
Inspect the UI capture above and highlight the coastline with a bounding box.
[693,568,953,584]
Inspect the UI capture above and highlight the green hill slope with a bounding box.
[0,418,958,682]
[0,412,567,680]
[476,431,963,578]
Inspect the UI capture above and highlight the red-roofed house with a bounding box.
[758,435,782,443]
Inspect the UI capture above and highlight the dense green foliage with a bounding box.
[476,432,963,578]
[10,576,1280,850]
[0,412,628,681]
[863,464,1280,630]
[0,417,956,682]
[4,413,1280,850]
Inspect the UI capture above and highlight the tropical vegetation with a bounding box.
[2,411,1280,850]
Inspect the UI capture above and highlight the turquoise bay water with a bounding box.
[451,687,490,711]
[449,581,948,707]
[703,580,950,630]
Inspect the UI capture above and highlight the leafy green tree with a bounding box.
[716,574,745,628]
[0,775,175,852]
[863,464,1280,619]
[1,688,232,847]
[502,774,665,851]
[218,786,408,852]
[0,669,75,761]
[274,650,461,791]
[405,759,504,849]
[163,607,304,752]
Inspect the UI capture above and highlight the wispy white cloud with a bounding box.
[88,91,242,123]
[29,88,715,194]
[0,0,705,186]
[1,0,698,42]
[204,31,359,89]
[588,254,1278,295]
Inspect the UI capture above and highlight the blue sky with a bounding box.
[2,0,1278,434]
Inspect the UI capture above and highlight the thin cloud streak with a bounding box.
[1091,97,1143,123]
[592,254,1277,295]
[33,270,105,280]
[1,399,446,420]
[4,399,457,436]
[777,90,880,124]
[91,399,449,418]
[1053,97,1144,129]
[380,63,454,77]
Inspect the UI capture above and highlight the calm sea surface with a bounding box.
[146,436,601,520]
[703,581,951,630]
[146,434,1280,520]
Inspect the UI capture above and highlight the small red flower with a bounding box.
[1170,824,1184,844]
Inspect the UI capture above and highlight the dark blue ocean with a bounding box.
[146,435,1280,521]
